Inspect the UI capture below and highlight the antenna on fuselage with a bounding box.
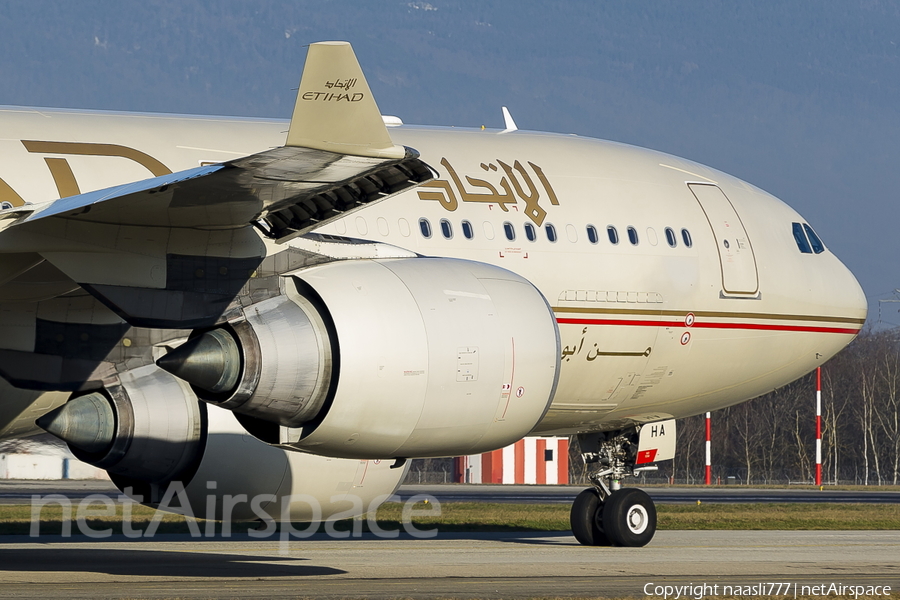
[501,106,518,132]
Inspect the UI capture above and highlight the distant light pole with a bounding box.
[815,367,822,486]
[705,412,712,485]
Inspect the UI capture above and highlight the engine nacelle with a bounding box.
[161,257,561,459]
[37,365,204,488]
[36,367,407,521]
[162,405,409,522]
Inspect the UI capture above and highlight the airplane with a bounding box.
[0,41,866,547]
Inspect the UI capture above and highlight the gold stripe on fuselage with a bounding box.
[551,305,865,326]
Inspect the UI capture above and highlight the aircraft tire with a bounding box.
[602,488,656,547]
[570,488,611,546]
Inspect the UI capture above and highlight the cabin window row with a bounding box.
[419,218,693,248]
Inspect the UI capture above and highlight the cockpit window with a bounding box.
[803,224,825,254]
[792,222,812,253]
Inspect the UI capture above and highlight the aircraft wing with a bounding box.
[1,42,433,242]
[0,42,433,330]
[12,142,431,242]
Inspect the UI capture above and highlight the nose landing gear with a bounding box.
[570,428,660,547]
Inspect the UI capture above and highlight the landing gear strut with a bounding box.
[570,428,658,547]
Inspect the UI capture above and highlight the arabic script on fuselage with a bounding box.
[417,158,559,226]
[561,327,653,363]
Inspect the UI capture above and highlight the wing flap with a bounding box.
[13,146,432,240]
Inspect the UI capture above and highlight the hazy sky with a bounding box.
[2,0,898,325]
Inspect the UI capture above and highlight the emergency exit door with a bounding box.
[688,183,759,295]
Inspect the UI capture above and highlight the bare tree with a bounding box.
[873,338,900,484]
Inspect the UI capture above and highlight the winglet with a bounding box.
[286,42,406,160]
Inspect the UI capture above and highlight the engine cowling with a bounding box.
[37,365,204,488]
[159,257,561,459]
[36,367,408,521]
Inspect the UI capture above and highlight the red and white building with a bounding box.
[454,436,569,484]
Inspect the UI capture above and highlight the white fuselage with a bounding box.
[0,107,867,436]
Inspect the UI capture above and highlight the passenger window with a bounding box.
[681,228,693,248]
[503,222,515,241]
[792,222,812,253]
[627,226,639,245]
[545,223,557,242]
[440,219,453,239]
[607,225,619,245]
[462,220,474,239]
[586,225,599,244]
[665,227,677,247]
[419,218,432,238]
[524,222,536,242]
[803,224,825,254]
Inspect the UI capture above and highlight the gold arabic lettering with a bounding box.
[417,179,458,211]
[498,159,544,225]
[417,157,560,225]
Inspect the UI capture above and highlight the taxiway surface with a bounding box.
[0,530,897,599]
[3,480,899,505]
[398,484,900,504]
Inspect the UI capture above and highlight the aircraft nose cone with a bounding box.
[833,255,868,326]
[156,328,241,394]
[36,392,115,454]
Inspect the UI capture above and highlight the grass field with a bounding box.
[2,501,899,536]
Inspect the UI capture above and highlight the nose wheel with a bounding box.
[570,487,656,547]
[571,427,662,547]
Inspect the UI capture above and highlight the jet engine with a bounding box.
[37,366,408,521]
[158,257,561,459]
[38,365,204,489]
